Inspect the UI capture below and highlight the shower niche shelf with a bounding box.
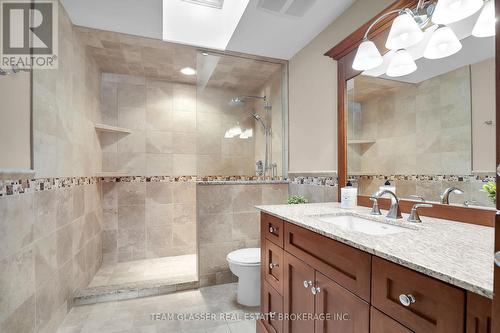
[347,139,375,145]
[96,171,129,178]
[94,123,132,134]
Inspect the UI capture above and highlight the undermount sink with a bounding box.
[312,214,410,235]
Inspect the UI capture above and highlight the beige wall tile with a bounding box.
[146,153,173,176]
[0,247,35,323]
[0,194,34,260]
[146,182,173,204]
[117,182,146,205]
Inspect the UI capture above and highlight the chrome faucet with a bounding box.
[407,203,433,223]
[372,189,402,219]
[440,187,464,204]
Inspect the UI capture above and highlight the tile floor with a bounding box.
[89,255,198,287]
[58,283,259,333]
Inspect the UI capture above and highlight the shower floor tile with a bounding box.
[59,283,258,333]
[88,254,197,288]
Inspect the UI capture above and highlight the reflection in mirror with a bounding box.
[347,35,496,208]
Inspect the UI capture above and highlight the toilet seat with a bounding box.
[226,248,260,266]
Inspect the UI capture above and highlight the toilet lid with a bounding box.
[227,248,260,265]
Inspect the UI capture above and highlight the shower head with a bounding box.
[228,97,246,107]
[228,95,270,109]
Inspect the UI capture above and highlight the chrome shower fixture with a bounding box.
[228,95,272,110]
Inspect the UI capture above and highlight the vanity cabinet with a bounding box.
[466,292,493,333]
[258,213,490,333]
[371,257,465,332]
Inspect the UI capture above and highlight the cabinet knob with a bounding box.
[399,294,416,307]
[311,286,321,295]
[269,263,279,269]
[303,280,312,288]
[269,226,277,234]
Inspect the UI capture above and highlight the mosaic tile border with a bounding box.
[0,175,288,197]
[347,174,496,183]
[289,176,338,187]
[0,177,100,197]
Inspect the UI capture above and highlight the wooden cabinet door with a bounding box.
[262,280,284,333]
[467,292,493,333]
[264,239,284,294]
[370,307,413,333]
[314,271,369,333]
[283,252,315,333]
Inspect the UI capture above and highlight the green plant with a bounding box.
[287,195,308,204]
[482,181,496,204]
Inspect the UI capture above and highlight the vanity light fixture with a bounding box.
[351,0,496,74]
[352,39,383,71]
[424,25,462,59]
[386,12,424,50]
[432,0,483,24]
[386,49,417,77]
[472,0,496,37]
[180,67,197,75]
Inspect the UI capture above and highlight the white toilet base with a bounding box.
[236,274,260,307]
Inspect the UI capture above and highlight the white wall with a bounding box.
[0,72,31,170]
[288,0,393,173]
[471,58,496,173]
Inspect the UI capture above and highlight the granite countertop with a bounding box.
[255,202,495,298]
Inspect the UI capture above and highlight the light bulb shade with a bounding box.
[424,26,462,59]
[386,49,417,77]
[472,0,496,37]
[385,13,424,50]
[432,0,483,24]
[352,40,383,71]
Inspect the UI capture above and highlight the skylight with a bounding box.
[163,0,250,50]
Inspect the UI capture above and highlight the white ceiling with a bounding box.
[226,0,355,59]
[60,0,354,60]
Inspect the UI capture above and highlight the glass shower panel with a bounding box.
[195,51,285,178]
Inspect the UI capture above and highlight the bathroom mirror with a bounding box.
[346,33,496,208]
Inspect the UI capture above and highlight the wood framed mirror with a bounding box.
[325,0,496,227]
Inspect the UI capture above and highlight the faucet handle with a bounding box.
[407,203,433,223]
[369,197,382,215]
[409,195,425,202]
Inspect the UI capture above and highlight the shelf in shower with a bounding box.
[94,123,132,134]
[347,139,376,145]
[96,171,129,178]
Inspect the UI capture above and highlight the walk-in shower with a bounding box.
[228,95,276,177]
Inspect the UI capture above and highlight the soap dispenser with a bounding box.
[341,181,358,209]
[379,180,396,196]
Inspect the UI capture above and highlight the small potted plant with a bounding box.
[482,181,496,204]
[287,195,308,204]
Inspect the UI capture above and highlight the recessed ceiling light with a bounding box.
[202,52,209,56]
[181,67,197,76]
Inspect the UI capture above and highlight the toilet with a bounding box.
[226,248,261,306]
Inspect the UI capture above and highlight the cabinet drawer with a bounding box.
[372,257,465,333]
[262,280,283,333]
[466,292,492,333]
[284,222,371,301]
[370,307,413,333]
[264,239,284,294]
[262,213,284,247]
